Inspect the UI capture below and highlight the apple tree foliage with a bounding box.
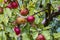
[0,0,60,40]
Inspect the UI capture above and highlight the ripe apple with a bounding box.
[7,3,12,9]
[11,1,18,9]
[7,1,18,9]
[16,17,26,24]
[20,8,29,16]
[36,34,46,40]
[27,16,35,23]
[0,7,3,14]
[14,26,21,35]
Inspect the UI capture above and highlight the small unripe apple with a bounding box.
[36,34,46,40]
[27,16,35,23]
[11,2,18,9]
[16,17,26,24]
[20,8,29,16]
[0,7,3,14]
[14,26,21,35]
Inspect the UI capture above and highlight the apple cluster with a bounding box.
[4,1,35,36]
[3,0,60,40]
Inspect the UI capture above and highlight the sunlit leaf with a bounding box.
[4,8,12,18]
[42,31,51,40]
[22,33,30,40]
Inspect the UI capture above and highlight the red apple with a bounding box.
[16,17,26,24]
[14,26,21,35]
[7,3,12,9]
[36,34,46,40]
[27,16,35,23]
[0,7,3,14]
[11,2,18,9]
[20,8,29,16]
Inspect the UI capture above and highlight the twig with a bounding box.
[32,9,47,16]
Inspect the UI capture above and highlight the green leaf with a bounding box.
[22,33,30,40]
[27,1,35,9]
[42,31,51,40]
[53,33,60,38]
[43,26,51,30]
[32,0,38,3]
[57,15,60,20]
[35,15,40,24]
[32,32,38,40]
[0,15,4,23]
[3,16,9,26]
[4,8,12,18]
